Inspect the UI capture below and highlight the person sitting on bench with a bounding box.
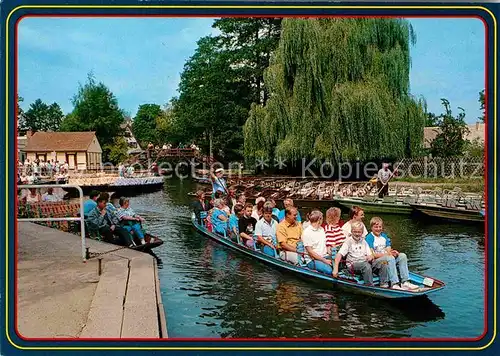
[86,196,134,247]
[302,210,332,274]
[117,197,146,245]
[276,207,303,265]
[332,221,389,286]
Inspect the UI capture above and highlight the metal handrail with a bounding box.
[17,184,86,262]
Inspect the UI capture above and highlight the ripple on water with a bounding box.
[128,186,485,339]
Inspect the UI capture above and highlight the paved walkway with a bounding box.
[17,222,167,338]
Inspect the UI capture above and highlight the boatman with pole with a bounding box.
[377,163,393,198]
[210,167,228,198]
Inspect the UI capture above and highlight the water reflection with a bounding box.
[128,179,484,339]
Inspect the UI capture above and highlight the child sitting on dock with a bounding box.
[117,197,147,245]
[365,217,419,290]
[211,198,230,236]
[332,221,389,286]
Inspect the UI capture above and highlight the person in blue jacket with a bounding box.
[365,217,419,290]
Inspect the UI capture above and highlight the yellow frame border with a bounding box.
[4,4,497,351]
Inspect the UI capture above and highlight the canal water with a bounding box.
[129,179,485,339]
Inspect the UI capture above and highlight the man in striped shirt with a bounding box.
[322,207,346,256]
[117,197,146,245]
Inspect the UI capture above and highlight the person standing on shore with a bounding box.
[377,163,392,198]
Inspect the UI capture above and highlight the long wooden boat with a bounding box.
[191,213,445,299]
[334,196,415,215]
[410,203,485,223]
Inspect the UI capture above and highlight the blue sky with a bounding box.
[18,17,485,123]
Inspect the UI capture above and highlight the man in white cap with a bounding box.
[210,167,227,197]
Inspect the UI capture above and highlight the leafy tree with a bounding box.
[168,18,283,162]
[132,104,163,146]
[17,96,26,132]
[173,36,249,161]
[478,89,485,123]
[23,99,64,132]
[464,137,484,158]
[244,18,426,164]
[106,136,129,164]
[430,98,470,157]
[213,18,282,105]
[60,73,125,161]
[425,112,439,127]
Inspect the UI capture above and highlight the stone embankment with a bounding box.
[17,222,167,338]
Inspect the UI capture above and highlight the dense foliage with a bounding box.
[60,73,126,163]
[430,99,470,157]
[166,18,282,161]
[244,18,427,165]
[21,99,64,132]
[478,89,485,123]
[132,104,164,147]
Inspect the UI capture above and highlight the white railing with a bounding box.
[17,184,86,262]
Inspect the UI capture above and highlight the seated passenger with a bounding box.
[192,190,212,225]
[227,188,237,213]
[278,199,302,223]
[365,217,419,290]
[87,196,134,247]
[341,206,369,238]
[117,197,146,245]
[211,198,229,236]
[277,207,303,265]
[252,197,266,221]
[301,210,332,274]
[323,207,346,255]
[254,205,278,256]
[221,198,231,216]
[229,204,244,241]
[332,221,388,286]
[83,190,100,218]
[267,199,280,222]
[237,203,258,248]
[42,187,61,202]
[24,188,41,204]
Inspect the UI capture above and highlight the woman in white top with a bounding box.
[301,210,332,275]
[341,205,369,238]
[251,197,265,221]
[25,188,41,204]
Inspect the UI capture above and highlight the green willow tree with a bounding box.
[244,18,426,165]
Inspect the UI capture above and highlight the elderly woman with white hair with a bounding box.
[251,197,266,220]
[210,198,229,236]
[301,209,332,275]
